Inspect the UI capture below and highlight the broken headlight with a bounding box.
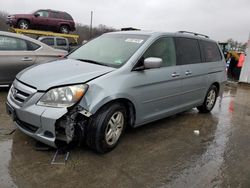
[37,84,88,108]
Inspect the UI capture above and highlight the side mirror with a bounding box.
[144,57,162,69]
[34,13,40,17]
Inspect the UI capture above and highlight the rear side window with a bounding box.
[41,38,54,46]
[0,36,27,51]
[50,12,61,19]
[56,38,67,46]
[200,40,222,62]
[175,37,201,65]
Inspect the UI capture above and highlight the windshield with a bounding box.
[68,33,149,68]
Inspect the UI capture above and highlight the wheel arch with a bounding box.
[92,98,136,128]
[17,18,30,25]
[212,82,220,93]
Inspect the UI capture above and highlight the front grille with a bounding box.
[16,119,38,133]
[10,80,37,106]
[11,87,30,103]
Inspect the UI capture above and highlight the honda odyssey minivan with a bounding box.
[6,31,227,153]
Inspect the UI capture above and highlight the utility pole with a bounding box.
[89,11,93,40]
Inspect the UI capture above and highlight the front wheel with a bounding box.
[85,103,127,153]
[18,20,29,30]
[197,85,218,113]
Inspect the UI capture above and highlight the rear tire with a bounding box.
[18,19,29,30]
[85,103,127,153]
[60,25,69,34]
[197,85,218,113]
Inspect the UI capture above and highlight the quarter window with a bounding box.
[143,37,176,67]
[0,36,27,51]
[200,40,222,62]
[27,41,40,51]
[175,38,201,65]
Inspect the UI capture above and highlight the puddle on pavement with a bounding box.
[0,139,16,188]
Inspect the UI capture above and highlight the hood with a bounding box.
[16,59,115,91]
[10,14,33,18]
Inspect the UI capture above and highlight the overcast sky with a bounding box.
[2,0,250,42]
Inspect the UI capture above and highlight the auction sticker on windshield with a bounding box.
[125,38,144,44]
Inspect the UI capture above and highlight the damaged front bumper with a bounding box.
[6,80,90,148]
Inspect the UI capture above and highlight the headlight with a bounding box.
[37,84,88,108]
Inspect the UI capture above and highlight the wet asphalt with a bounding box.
[0,82,250,188]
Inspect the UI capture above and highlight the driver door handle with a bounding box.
[171,72,180,77]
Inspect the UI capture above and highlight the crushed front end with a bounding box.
[6,79,90,148]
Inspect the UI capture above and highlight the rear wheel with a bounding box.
[85,103,127,153]
[18,19,29,30]
[60,25,69,34]
[197,85,218,113]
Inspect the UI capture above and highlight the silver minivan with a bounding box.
[6,31,227,153]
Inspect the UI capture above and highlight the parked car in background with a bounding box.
[6,31,226,153]
[38,36,70,51]
[6,9,76,34]
[0,31,67,86]
[38,36,80,52]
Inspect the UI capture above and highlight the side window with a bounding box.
[0,36,27,51]
[143,37,176,67]
[36,11,49,17]
[41,38,54,46]
[201,40,222,62]
[56,38,67,46]
[175,37,201,65]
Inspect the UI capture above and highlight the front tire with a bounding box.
[85,103,127,153]
[18,19,29,30]
[197,85,218,113]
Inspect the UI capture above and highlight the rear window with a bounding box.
[63,13,73,20]
[200,40,222,62]
[41,38,54,46]
[175,37,202,65]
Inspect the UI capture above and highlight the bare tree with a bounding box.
[0,11,9,31]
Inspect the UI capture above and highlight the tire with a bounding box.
[85,103,127,153]
[197,85,218,113]
[60,25,69,34]
[18,19,29,30]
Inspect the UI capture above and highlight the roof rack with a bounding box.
[178,31,209,38]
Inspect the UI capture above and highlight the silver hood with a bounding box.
[16,59,115,90]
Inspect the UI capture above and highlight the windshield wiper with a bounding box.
[76,59,109,67]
